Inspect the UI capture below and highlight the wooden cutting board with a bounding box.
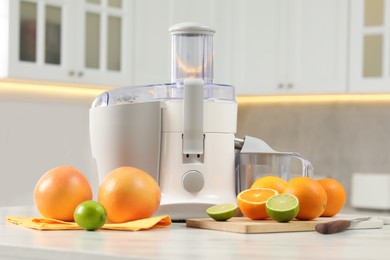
[186,215,384,234]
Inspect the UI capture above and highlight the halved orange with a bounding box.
[237,188,279,220]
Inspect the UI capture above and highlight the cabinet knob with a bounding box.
[287,83,293,89]
[278,83,284,89]
[68,71,75,76]
[77,71,84,77]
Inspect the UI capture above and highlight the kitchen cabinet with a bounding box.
[349,0,390,92]
[0,0,131,87]
[131,0,170,85]
[231,0,348,95]
[0,0,352,92]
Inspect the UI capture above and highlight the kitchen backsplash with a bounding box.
[237,100,390,207]
[2,90,389,208]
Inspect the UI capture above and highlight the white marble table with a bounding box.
[1,206,389,260]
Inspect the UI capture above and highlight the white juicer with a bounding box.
[89,23,237,220]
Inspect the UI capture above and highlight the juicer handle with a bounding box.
[290,153,314,178]
[183,78,204,155]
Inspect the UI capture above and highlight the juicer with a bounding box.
[89,23,238,220]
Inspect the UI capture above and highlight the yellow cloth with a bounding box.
[6,215,171,231]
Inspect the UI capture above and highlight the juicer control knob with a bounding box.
[182,171,204,193]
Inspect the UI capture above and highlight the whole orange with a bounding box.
[98,166,161,223]
[34,166,92,221]
[251,176,287,193]
[283,177,327,220]
[318,178,346,217]
[237,188,278,220]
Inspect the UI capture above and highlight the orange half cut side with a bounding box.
[237,188,278,220]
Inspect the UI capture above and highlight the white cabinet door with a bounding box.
[169,0,233,85]
[2,0,132,87]
[287,0,348,94]
[7,0,73,82]
[131,0,171,85]
[349,0,390,92]
[75,0,132,86]
[230,0,280,95]
[131,0,234,86]
[232,0,348,95]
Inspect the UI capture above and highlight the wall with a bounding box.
[0,83,101,206]
[237,99,390,207]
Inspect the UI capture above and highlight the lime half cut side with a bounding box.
[266,194,299,222]
[206,203,238,221]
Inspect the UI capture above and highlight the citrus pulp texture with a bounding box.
[237,188,278,220]
[206,203,238,221]
[266,194,299,222]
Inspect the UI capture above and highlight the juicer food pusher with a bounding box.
[89,23,238,220]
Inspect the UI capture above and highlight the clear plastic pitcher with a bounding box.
[235,136,314,193]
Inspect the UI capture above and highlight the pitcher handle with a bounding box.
[290,153,314,178]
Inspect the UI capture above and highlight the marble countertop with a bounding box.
[1,206,390,260]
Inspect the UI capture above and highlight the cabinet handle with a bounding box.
[287,83,293,89]
[68,71,75,76]
[78,71,84,77]
[278,83,284,89]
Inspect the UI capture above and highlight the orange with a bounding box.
[34,165,92,221]
[283,177,327,220]
[98,166,161,223]
[251,176,287,193]
[318,178,346,217]
[237,188,278,220]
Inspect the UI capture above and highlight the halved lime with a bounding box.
[206,203,238,221]
[266,194,299,222]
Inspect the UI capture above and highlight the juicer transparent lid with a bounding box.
[91,82,235,108]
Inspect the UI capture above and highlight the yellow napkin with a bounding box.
[6,215,171,231]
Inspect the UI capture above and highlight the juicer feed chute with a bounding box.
[170,23,215,84]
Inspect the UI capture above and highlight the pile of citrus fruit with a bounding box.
[34,165,161,231]
[207,175,346,222]
[237,175,346,222]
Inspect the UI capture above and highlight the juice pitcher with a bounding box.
[236,136,314,193]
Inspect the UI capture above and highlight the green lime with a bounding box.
[266,194,299,222]
[74,200,107,231]
[206,203,237,221]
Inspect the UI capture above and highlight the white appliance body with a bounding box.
[89,92,237,220]
[90,23,238,220]
[89,101,162,184]
[158,99,237,219]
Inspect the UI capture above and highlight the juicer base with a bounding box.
[155,202,215,221]
[154,195,239,222]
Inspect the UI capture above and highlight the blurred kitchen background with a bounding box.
[1,0,390,211]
